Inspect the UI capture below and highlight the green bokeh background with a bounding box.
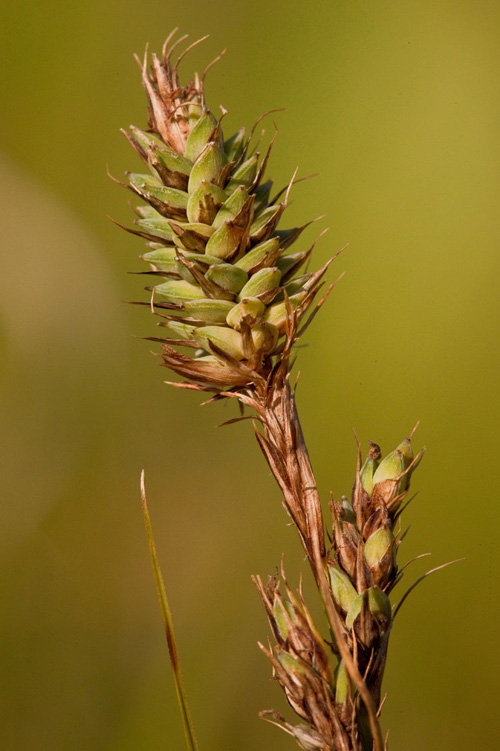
[1,1,498,749]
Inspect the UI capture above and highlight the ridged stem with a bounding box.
[255,382,384,751]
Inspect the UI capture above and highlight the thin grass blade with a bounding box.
[140,471,199,751]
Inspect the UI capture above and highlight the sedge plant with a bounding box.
[113,30,456,751]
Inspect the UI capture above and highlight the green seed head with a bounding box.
[119,35,333,388]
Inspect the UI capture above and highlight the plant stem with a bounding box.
[141,471,199,751]
[254,381,384,751]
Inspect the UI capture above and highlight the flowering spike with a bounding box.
[117,40,337,390]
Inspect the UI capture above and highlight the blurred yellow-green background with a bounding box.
[1,1,499,749]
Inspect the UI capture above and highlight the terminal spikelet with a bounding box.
[118,32,333,390]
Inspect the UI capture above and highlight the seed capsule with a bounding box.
[341,499,356,525]
[249,204,283,242]
[328,564,358,613]
[273,597,295,642]
[223,127,246,163]
[235,237,281,273]
[251,322,279,354]
[238,267,281,300]
[153,147,193,178]
[127,172,163,190]
[360,442,382,497]
[264,291,307,331]
[136,217,174,242]
[226,153,259,190]
[280,273,313,298]
[127,125,163,152]
[142,184,189,211]
[184,110,218,162]
[276,250,308,278]
[335,660,349,704]
[136,206,162,220]
[186,182,226,223]
[141,247,180,273]
[367,586,391,624]
[188,141,228,194]
[226,298,266,330]
[253,180,273,213]
[345,593,364,631]
[165,321,196,340]
[396,438,413,490]
[205,219,244,260]
[277,651,305,678]
[194,326,244,359]
[183,299,235,324]
[213,185,248,229]
[372,439,413,487]
[129,126,193,177]
[345,587,391,630]
[142,250,223,284]
[364,527,394,569]
[154,279,205,302]
[168,222,213,253]
[205,263,248,294]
